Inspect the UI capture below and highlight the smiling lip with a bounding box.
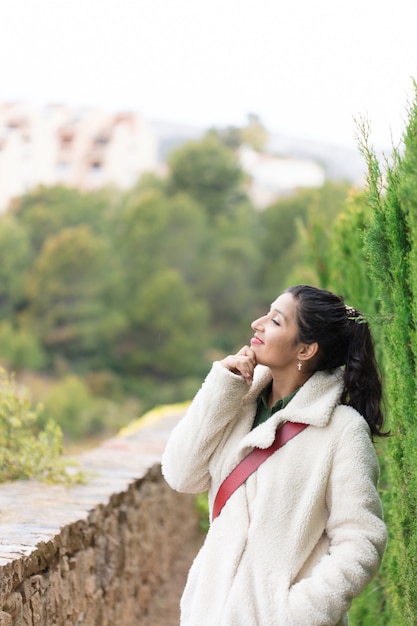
[251,335,264,345]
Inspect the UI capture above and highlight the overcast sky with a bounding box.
[1,0,417,150]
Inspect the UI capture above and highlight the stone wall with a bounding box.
[0,407,201,625]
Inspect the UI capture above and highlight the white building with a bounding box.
[239,145,326,209]
[0,102,158,211]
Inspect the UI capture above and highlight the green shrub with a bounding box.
[41,375,95,439]
[41,374,142,441]
[0,368,83,483]
[84,370,125,401]
[0,322,46,371]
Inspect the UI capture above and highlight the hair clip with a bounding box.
[345,305,367,324]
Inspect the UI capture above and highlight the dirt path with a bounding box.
[145,529,205,626]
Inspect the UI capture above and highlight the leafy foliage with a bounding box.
[355,120,416,624]
[276,90,417,623]
[115,267,209,377]
[3,101,417,626]
[301,90,417,624]
[0,144,355,436]
[168,133,245,220]
[209,113,269,152]
[0,216,33,318]
[0,322,46,371]
[257,182,351,307]
[11,185,118,253]
[0,368,83,483]
[26,225,120,369]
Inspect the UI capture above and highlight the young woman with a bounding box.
[162,285,387,626]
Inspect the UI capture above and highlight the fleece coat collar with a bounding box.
[238,365,345,453]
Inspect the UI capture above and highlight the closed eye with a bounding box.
[272,319,280,326]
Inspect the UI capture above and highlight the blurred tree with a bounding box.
[168,134,246,220]
[256,188,314,305]
[209,113,269,152]
[325,190,379,315]
[207,125,242,149]
[0,322,46,371]
[197,203,262,351]
[26,225,121,369]
[11,185,119,253]
[266,181,350,286]
[134,171,169,194]
[114,267,209,378]
[295,181,352,286]
[41,374,96,439]
[240,113,269,152]
[0,216,33,319]
[113,189,209,296]
[110,188,211,376]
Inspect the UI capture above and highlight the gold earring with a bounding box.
[297,361,302,371]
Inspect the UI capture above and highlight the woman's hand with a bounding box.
[220,346,257,385]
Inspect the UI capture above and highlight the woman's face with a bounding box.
[250,292,302,371]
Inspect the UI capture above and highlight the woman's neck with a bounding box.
[268,372,311,407]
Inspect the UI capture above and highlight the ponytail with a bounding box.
[287,285,388,439]
[341,310,387,439]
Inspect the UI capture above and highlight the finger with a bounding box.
[238,359,254,385]
[220,351,256,384]
[243,371,253,385]
[237,345,257,366]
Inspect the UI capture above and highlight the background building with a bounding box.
[238,145,326,208]
[0,102,158,211]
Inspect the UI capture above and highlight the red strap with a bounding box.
[211,422,308,522]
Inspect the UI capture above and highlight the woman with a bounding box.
[162,285,387,626]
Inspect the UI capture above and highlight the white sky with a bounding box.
[1,0,417,150]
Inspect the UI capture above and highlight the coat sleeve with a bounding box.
[285,414,387,625]
[161,361,250,494]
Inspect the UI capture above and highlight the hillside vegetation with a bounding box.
[2,90,417,622]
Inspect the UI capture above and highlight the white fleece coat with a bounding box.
[162,362,387,626]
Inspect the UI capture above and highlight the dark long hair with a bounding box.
[286,285,388,439]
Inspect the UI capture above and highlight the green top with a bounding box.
[252,382,299,429]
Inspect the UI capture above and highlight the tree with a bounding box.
[256,188,315,305]
[307,189,379,318]
[113,268,209,378]
[209,113,269,152]
[11,185,119,253]
[109,188,212,376]
[246,184,350,322]
[26,226,120,369]
[196,203,262,351]
[357,100,417,624]
[0,215,33,319]
[207,125,242,149]
[168,134,246,220]
[240,113,268,152]
[113,188,209,303]
[0,322,46,371]
[294,181,352,287]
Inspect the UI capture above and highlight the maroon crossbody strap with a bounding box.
[211,421,308,522]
